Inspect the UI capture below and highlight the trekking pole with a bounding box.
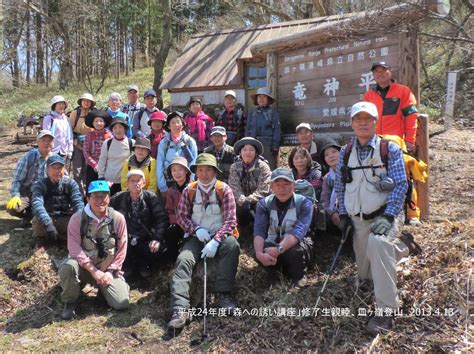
[314,225,353,309]
[202,255,208,341]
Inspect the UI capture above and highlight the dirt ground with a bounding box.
[0,124,472,351]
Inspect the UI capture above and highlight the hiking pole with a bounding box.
[314,225,353,309]
[202,255,208,341]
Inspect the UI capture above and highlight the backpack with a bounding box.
[80,208,118,258]
[163,135,194,163]
[106,137,133,153]
[187,180,239,238]
[264,193,307,217]
[294,179,317,203]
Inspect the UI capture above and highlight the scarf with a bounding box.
[129,154,151,169]
[171,132,183,145]
[197,177,217,194]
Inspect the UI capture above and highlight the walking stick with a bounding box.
[202,255,208,340]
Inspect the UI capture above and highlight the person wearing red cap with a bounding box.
[147,110,167,159]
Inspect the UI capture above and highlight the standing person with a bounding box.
[288,146,323,201]
[107,92,133,138]
[42,95,74,161]
[110,169,169,280]
[253,167,314,288]
[121,84,144,128]
[334,102,411,336]
[228,137,271,236]
[120,137,157,192]
[31,155,84,244]
[156,112,198,193]
[132,89,161,139]
[215,90,246,146]
[68,93,95,188]
[97,118,134,196]
[246,87,281,169]
[204,126,236,183]
[147,111,167,159]
[363,61,421,225]
[6,130,55,227]
[184,98,214,153]
[58,180,130,320]
[168,153,240,329]
[83,109,113,189]
[163,157,192,263]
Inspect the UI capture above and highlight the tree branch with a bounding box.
[419,32,474,43]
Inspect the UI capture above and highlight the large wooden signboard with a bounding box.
[277,34,403,144]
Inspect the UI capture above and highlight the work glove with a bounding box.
[338,214,354,242]
[46,223,59,242]
[195,227,211,243]
[374,174,395,192]
[6,196,21,210]
[201,239,220,259]
[371,215,394,235]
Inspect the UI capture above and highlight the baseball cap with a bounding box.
[126,169,145,180]
[144,89,157,98]
[295,123,312,133]
[88,180,110,194]
[37,130,54,139]
[371,61,391,71]
[271,167,295,182]
[47,154,65,167]
[350,101,378,120]
[224,90,236,99]
[210,126,226,136]
[127,84,139,92]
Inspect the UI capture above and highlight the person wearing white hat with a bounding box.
[6,130,56,227]
[216,90,247,146]
[68,93,96,189]
[245,87,281,169]
[334,101,411,336]
[110,169,169,280]
[42,95,74,161]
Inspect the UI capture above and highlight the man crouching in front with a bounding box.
[58,180,130,320]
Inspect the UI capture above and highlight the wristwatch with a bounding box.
[277,244,284,254]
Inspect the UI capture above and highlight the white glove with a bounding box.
[195,227,211,242]
[201,239,220,259]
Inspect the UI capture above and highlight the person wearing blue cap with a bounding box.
[58,180,130,320]
[132,89,164,139]
[31,154,84,243]
[253,167,314,288]
[204,126,236,183]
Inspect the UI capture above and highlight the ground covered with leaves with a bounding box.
[0,124,471,351]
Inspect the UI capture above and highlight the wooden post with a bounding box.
[399,31,419,101]
[416,114,429,220]
[266,51,278,102]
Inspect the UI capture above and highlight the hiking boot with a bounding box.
[138,265,152,279]
[291,276,308,289]
[399,231,422,255]
[216,292,237,315]
[367,315,394,336]
[168,308,190,329]
[61,302,77,321]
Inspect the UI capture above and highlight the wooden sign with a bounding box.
[276,34,401,144]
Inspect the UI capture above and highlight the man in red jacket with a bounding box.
[363,62,421,225]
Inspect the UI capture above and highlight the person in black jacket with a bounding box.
[110,169,169,280]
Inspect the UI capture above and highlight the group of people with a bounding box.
[5,61,426,336]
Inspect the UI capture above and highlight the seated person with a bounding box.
[228,137,271,233]
[6,130,55,227]
[120,137,157,192]
[164,157,192,262]
[168,153,240,330]
[58,180,130,320]
[110,169,169,279]
[204,126,236,183]
[31,155,84,243]
[253,167,314,288]
[288,146,323,201]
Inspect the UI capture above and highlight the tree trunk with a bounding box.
[26,2,31,84]
[35,11,45,84]
[153,0,172,109]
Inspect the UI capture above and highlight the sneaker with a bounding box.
[407,217,422,226]
[168,308,190,329]
[367,315,394,336]
[61,302,76,320]
[216,292,237,315]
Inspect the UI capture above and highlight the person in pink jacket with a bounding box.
[184,98,214,152]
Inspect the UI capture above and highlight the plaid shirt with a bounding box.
[216,107,247,139]
[176,181,236,242]
[335,135,407,217]
[10,149,50,196]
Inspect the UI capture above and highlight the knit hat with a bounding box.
[85,109,112,128]
[190,153,222,174]
[187,97,202,107]
[133,137,151,151]
[233,137,264,156]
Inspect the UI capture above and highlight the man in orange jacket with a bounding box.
[363,62,421,225]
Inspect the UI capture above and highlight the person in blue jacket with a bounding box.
[156,112,198,193]
[245,87,281,169]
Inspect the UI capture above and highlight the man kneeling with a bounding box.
[58,180,130,320]
[254,167,314,287]
[168,153,240,329]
